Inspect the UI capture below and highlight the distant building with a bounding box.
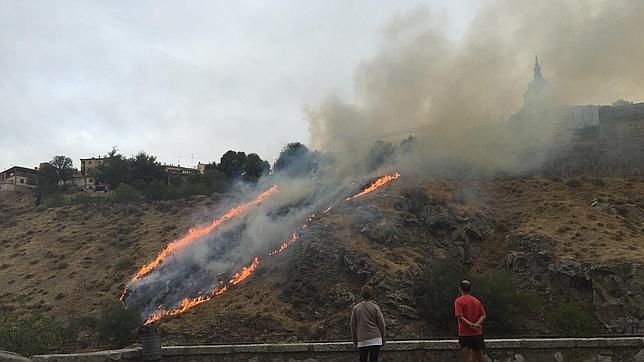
[162,165,199,177]
[599,102,644,140]
[197,162,208,175]
[80,157,108,176]
[0,166,38,192]
[77,157,109,191]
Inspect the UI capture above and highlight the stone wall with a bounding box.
[24,337,644,362]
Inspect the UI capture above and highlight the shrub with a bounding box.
[112,184,142,203]
[418,258,468,334]
[0,316,67,356]
[547,302,601,336]
[418,260,541,336]
[473,271,540,335]
[96,302,140,348]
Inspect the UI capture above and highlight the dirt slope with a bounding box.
[0,176,642,345]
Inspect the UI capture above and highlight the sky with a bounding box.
[0,0,479,171]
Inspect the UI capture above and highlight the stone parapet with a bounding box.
[29,337,644,362]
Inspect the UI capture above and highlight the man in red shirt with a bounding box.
[454,280,486,362]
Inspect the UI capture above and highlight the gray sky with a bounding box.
[0,0,478,171]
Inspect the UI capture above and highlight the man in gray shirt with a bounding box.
[350,286,386,362]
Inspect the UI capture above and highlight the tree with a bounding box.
[49,155,74,183]
[96,303,139,348]
[547,303,601,336]
[37,163,61,193]
[273,142,318,177]
[366,140,395,171]
[130,152,165,187]
[97,151,131,188]
[218,150,247,180]
[243,153,271,182]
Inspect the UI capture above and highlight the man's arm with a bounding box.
[350,307,358,344]
[456,315,479,329]
[473,304,486,328]
[376,305,386,344]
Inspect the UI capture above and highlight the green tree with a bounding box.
[96,303,139,348]
[419,260,541,336]
[50,155,75,183]
[366,140,395,171]
[418,258,469,334]
[130,152,166,187]
[473,271,540,335]
[243,153,270,182]
[218,150,247,180]
[97,149,131,188]
[273,142,318,176]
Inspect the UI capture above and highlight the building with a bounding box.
[162,165,199,177]
[80,157,108,176]
[0,166,38,192]
[77,157,109,191]
[599,102,644,140]
[197,162,208,175]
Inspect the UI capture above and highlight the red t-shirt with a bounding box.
[454,294,485,336]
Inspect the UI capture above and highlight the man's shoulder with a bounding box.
[455,294,481,304]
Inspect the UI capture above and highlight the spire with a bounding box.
[533,53,543,80]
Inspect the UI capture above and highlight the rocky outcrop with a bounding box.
[505,233,643,333]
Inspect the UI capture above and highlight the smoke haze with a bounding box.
[307,0,644,174]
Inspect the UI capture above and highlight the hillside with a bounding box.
[0,176,642,347]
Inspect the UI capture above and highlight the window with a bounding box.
[20,178,24,184]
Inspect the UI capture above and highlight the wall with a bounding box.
[27,337,644,362]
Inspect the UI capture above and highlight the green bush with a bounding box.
[474,270,540,335]
[418,258,469,333]
[0,316,67,356]
[418,260,541,336]
[97,303,140,348]
[547,302,601,336]
[112,184,142,203]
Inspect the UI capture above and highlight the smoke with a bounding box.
[125,0,644,321]
[307,0,644,175]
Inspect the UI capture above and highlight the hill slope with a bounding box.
[0,176,642,346]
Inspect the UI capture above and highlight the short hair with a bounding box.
[459,280,472,293]
[361,286,373,300]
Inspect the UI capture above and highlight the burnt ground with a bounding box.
[0,176,642,347]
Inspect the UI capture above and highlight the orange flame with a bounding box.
[129,186,278,283]
[229,257,260,285]
[345,172,400,200]
[144,256,261,325]
[144,285,228,325]
[268,232,299,256]
[140,172,401,324]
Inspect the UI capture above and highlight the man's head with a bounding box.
[361,286,373,300]
[459,279,472,294]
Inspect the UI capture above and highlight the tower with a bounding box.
[533,54,543,80]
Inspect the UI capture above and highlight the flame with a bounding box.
[229,257,260,285]
[129,186,278,283]
[345,172,400,200]
[144,285,228,325]
[138,172,402,324]
[268,232,299,256]
[143,256,261,325]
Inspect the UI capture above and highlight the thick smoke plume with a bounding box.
[125,0,644,321]
[307,0,644,175]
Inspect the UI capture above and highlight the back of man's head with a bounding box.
[459,279,472,293]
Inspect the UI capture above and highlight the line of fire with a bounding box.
[121,172,401,324]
